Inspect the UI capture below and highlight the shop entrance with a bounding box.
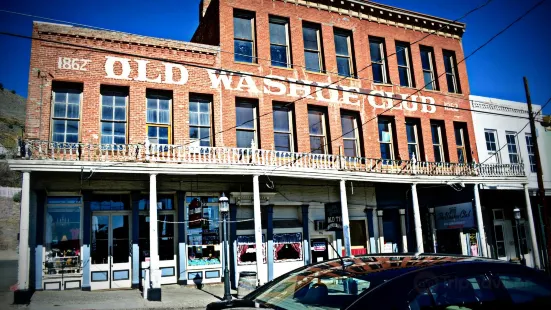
[90,212,132,290]
[436,229,462,254]
[311,238,330,263]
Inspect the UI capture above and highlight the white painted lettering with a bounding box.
[420,96,437,113]
[206,69,234,89]
[368,90,386,109]
[163,62,189,85]
[314,82,339,103]
[263,75,287,95]
[235,75,260,93]
[342,86,360,105]
[104,56,131,80]
[287,78,314,99]
[134,59,162,83]
[385,92,402,110]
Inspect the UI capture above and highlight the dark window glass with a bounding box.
[303,24,322,72]
[497,274,551,305]
[420,47,437,90]
[236,101,257,148]
[189,97,211,147]
[369,38,388,83]
[334,31,353,77]
[309,109,327,154]
[273,105,293,152]
[341,114,360,157]
[234,13,255,63]
[269,17,290,67]
[52,85,82,143]
[101,88,127,145]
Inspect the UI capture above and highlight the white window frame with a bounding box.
[341,113,361,158]
[505,131,520,164]
[455,125,467,163]
[378,118,395,160]
[405,120,421,161]
[189,96,212,148]
[396,42,413,88]
[273,104,294,152]
[525,133,537,173]
[100,88,128,146]
[308,109,328,154]
[431,122,445,163]
[269,16,291,68]
[236,100,258,148]
[51,87,82,144]
[484,129,500,163]
[444,50,460,93]
[302,23,323,73]
[233,10,256,63]
[421,47,437,90]
[334,29,354,77]
[146,92,172,145]
[369,38,388,84]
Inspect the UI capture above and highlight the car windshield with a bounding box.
[248,256,441,310]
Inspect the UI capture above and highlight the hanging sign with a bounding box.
[324,203,343,231]
[435,202,475,230]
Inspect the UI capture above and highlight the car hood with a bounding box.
[206,299,273,310]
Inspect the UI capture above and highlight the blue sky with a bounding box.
[0,0,549,113]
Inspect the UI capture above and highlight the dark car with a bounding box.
[207,254,551,310]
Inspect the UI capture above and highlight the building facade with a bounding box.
[9,0,534,300]
[470,95,550,268]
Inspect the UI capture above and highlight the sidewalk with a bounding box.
[7,284,237,310]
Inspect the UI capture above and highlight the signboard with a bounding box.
[435,202,475,230]
[383,243,394,253]
[324,203,342,231]
[312,242,327,252]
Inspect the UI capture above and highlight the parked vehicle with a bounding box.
[207,254,551,309]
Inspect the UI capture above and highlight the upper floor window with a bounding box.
[51,82,82,144]
[396,41,414,88]
[378,117,395,160]
[308,108,328,154]
[443,50,461,93]
[484,129,500,163]
[454,123,468,163]
[341,111,361,157]
[303,22,323,73]
[369,37,389,84]
[334,29,354,78]
[234,10,256,63]
[146,90,171,144]
[236,99,258,148]
[273,103,294,152]
[269,16,291,68]
[506,132,519,164]
[525,133,536,172]
[100,86,127,146]
[431,121,447,162]
[405,118,422,160]
[420,46,438,90]
[189,95,212,147]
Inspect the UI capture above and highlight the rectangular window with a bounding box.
[443,50,461,93]
[51,82,82,144]
[236,99,258,148]
[506,132,519,164]
[138,194,175,262]
[341,112,361,157]
[396,41,414,87]
[234,10,256,63]
[378,117,395,160]
[525,133,537,172]
[484,129,500,163]
[405,118,422,160]
[454,123,468,163]
[269,16,291,68]
[303,22,323,72]
[308,108,329,154]
[420,46,438,90]
[274,233,303,262]
[189,95,212,147]
[273,103,294,152]
[100,86,127,146]
[237,235,266,265]
[369,37,389,84]
[185,196,221,267]
[334,29,354,77]
[431,121,446,162]
[146,90,172,144]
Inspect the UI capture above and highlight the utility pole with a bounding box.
[524,76,550,273]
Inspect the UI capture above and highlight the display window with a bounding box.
[138,194,176,261]
[44,196,82,276]
[185,196,222,267]
[237,235,266,265]
[274,233,302,262]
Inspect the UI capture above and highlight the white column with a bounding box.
[377,210,384,252]
[411,184,424,253]
[429,208,437,253]
[399,209,408,253]
[339,180,351,256]
[149,174,160,289]
[18,172,30,291]
[524,184,541,269]
[372,209,379,253]
[252,175,263,285]
[473,184,488,257]
[459,231,468,255]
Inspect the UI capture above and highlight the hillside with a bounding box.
[0,88,26,152]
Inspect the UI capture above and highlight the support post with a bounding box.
[339,180,352,256]
[177,191,187,285]
[81,191,92,291]
[266,205,274,281]
[301,205,310,265]
[252,175,263,286]
[372,209,379,253]
[429,208,437,253]
[473,184,488,257]
[524,184,541,269]
[229,204,238,289]
[411,184,424,253]
[377,210,384,252]
[148,174,161,300]
[15,172,31,304]
[399,209,408,252]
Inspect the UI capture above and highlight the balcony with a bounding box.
[13,140,526,179]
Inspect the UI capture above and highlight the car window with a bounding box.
[409,274,496,310]
[497,273,551,305]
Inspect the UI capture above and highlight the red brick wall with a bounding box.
[192,0,220,46]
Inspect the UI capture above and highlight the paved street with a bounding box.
[0,260,18,309]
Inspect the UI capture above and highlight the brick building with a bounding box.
[8,0,534,301]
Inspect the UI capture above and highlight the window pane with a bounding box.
[234,40,254,63]
[444,55,453,73]
[270,45,288,67]
[114,95,126,107]
[234,16,252,40]
[189,101,198,112]
[310,136,323,154]
[334,33,349,56]
[67,103,80,118]
[274,133,291,152]
[67,92,80,104]
[200,113,210,126]
[147,109,157,123]
[303,27,318,50]
[336,57,351,77]
[236,104,255,129]
[380,144,391,160]
[398,67,410,87]
[54,92,67,103]
[199,128,210,140]
[102,95,113,107]
[199,101,209,112]
[53,103,66,118]
[455,128,463,146]
[269,21,286,45]
[101,135,113,145]
[406,123,416,143]
[114,136,125,145]
[341,115,355,139]
[423,71,434,89]
[369,41,382,62]
[344,140,357,157]
[372,63,384,83]
[189,111,199,126]
[378,121,390,142]
[148,126,158,139]
[159,99,169,111]
[147,98,157,109]
[66,120,79,134]
[159,127,168,139]
[114,123,125,136]
[102,122,113,135]
[431,125,440,144]
[408,145,418,159]
[237,130,254,148]
[447,74,456,93]
[190,126,199,139]
[308,111,323,135]
[420,50,431,70]
[66,134,78,143]
[457,149,465,163]
[396,45,407,66]
[159,110,170,124]
[304,51,320,72]
[273,109,290,132]
[498,274,551,304]
[434,146,442,162]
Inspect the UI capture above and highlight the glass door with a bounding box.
[90,213,131,290]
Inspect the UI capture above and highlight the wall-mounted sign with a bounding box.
[312,242,327,252]
[324,203,342,231]
[435,202,475,230]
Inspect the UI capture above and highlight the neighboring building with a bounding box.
[8,0,531,300]
[470,95,550,268]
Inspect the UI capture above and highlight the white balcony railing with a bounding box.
[17,140,526,178]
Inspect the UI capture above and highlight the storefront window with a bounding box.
[44,197,82,275]
[90,194,130,211]
[237,235,266,265]
[186,196,221,267]
[274,233,302,262]
[138,194,176,261]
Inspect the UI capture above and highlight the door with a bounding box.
[311,238,329,263]
[494,220,516,262]
[513,220,534,267]
[91,213,131,290]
